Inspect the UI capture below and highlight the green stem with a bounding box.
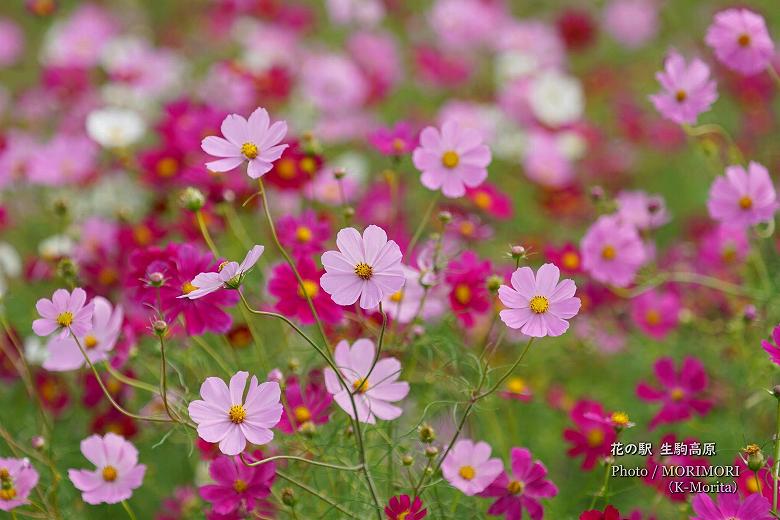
[276,471,358,519]
[190,334,233,378]
[405,193,440,259]
[102,362,159,394]
[589,459,613,509]
[158,334,179,423]
[773,397,780,513]
[121,500,137,520]
[195,210,219,258]
[239,453,362,471]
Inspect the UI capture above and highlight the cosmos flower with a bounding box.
[201,107,288,179]
[691,492,771,520]
[581,215,647,287]
[68,433,146,505]
[705,8,775,76]
[615,190,671,230]
[707,162,778,228]
[441,439,503,496]
[761,324,780,366]
[276,372,333,434]
[466,183,513,220]
[369,122,418,156]
[563,400,615,470]
[0,458,39,511]
[412,120,491,198]
[178,245,264,300]
[579,505,623,520]
[381,265,445,324]
[629,289,680,340]
[498,263,581,338]
[276,210,331,259]
[636,357,713,430]
[320,225,404,310]
[323,338,409,424]
[33,288,94,339]
[544,243,583,274]
[268,258,344,326]
[188,371,283,456]
[478,447,558,520]
[385,495,427,520]
[649,51,717,125]
[199,451,275,516]
[602,0,658,49]
[445,251,492,328]
[86,108,146,149]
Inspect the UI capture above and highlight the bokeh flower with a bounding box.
[581,215,647,287]
[385,495,427,520]
[650,50,717,125]
[0,458,39,511]
[68,433,146,504]
[705,8,774,76]
[636,357,713,429]
[199,451,275,516]
[707,162,777,228]
[441,439,503,496]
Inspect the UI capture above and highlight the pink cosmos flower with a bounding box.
[602,0,658,49]
[442,439,503,496]
[498,263,581,338]
[412,120,491,198]
[385,495,427,520]
[479,447,558,520]
[707,162,778,228]
[369,122,418,156]
[382,266,445,324]
[0,457,39,511]
[466,183,513,220]
[698,225,748,272]
[33,287,94,339]
[323,338,409,424]
[705,8,775,76]
[761,324,780,365]
[320,225,404,310]
[178,245,264,300]
[199,451,275,516]
[615,190,670,230]
[630,289,680,340]
[649,51,718,125]
[445,251,492,328]
[0,19,24,68]
[563,400,615,470]
[43,296,123,372]
[636,357,713,430]
[521,131,575,189]
[276,210,330,259]
[301,53,368,114]
[268,258,344,326]
[692,492,771,520]
[188,371,283,456]
[277,372,333,434]
[201,107,288,179]
[68,433,146,505]
[581,215,647,287]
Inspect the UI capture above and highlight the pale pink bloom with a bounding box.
[33,288,94,339]
[68,433,146,505]
[300,54,368,113]
[493,21,565,78]
[429,0,502,51]
[437,101,499,144]
[522,131,574,188]
[201,108,288,179]
[41,5,117,68]
[603,0,658,49]
[179,245,264,300]
[707,162,778,228]
[188,371,282,456]
[324,338,409,424]
[321,225,404,310]
[327,0,385,27]
[649,51,718,125]
[705,8,775,76]
[581,215,647,287]
[381,265,445,324]
[498,264,581,338]
[615,190,670,230]
[442,439,503,496]
[43,296,123,372]
[26,135,98,186]
[412,120,491,198]
[307,168,361,206]
[0,19,23,67]
[0,457,39,511]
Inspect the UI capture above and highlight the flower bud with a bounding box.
[281,487,296,506]
[772,385,780,399]
[510,245,526,259]
[179,187,205,212]
[287,358,300,372]
[744,444,766,471]
[438,211,452,224]
[52,198,69,217]
[30,436,45,450]
[147,271,165,287]
[743,304,757,322]
[333,167,346,180]
[342,207,355,219]
[152,319,168,336]
[589,186,605,203]
[418,424,436,443]
[402,455,414,466]
[299,421,316,437]
[56,257,78,282]
[486,274,503,293]
[424,446,439,458]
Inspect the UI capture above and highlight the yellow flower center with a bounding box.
[670,387,685,401]
[739,196,753,210]
[459,221,475,236]
[233,479,248,493]
[296,226,313,242]
[611,411,630,426]
[738,33,751,47]
[300,157,317,175]
[297,279,320,299]
[506,377,526,394]
[102,465,118,482]
[354,262,373,280]
[675,90,687,103]
[747,475,762,493]
[507,480,524,495]
[562,251,580,270]
[601,245,616,260]
[293,405,312,423]
[0,469,8,480]
[473,191,492,209]
[84,335,99,350]
[56,311,74,327]
[133,224,152,245]
[645,309,661,326]
[389,290,404,303]
[529,295,549,314]
[228,404,247,424]
[181,281,198,295]
[745,444,761,455]
[0,488,16,501]
[396,511,411,520]
[241,142,259,160]
[392,138,406,152]
[156,157,178,178]
[275,158,296,179]
[352,378,370,394]
[587,428,604,447]
[458,465,475,480]
[454,284,472,305]
[98,267,118,285]
[441,150,460,169]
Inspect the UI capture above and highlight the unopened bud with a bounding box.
[179,187,205,211]
[510,245,526,259]
[745,444,766,471]
[56,257,78,281]
[152,320,168,336]
[425,446,439,458]
[299,421,316,437]
[31,436,45,450]
[342,207,355,219]
[589,186,605,203]
[401,455,414,466]
[486,274,502,292]
[333,168,346,180]
[281,487,296,506]
[287,358,300,372]
[438,211,452,224]
[52,198,69,217]
[773,385,780,398]
[743,304,757,322]
[418,424,436,443]
[148,272,165,287]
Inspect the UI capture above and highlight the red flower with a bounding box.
[579,505,623,520]
[267,257,343,325]
[563,400,615,470]
[444,251,492,328]
[264,140,321,191]
[385,495,427,520]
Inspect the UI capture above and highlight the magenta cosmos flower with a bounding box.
[33,287,94,339]
[276,210,330,259]
[498,263,581,338]
[68,433,146,505]
[649,50,717,125]
[201,107,288,179]
[445,251,492,328]
[0,458,39,511]
[188,371,283,456]
[705,8,775,76]
[691,492,772,520]
[412,120,491,198]
[629,289,680,340]
[636,357,713,430]
[320,225,404,310]
[199,451,275,516]
[563,400,615,470]
[479,447,558,520]
[707,162,777,228]
[581,215,647,287]
[268,258,344,326]
[324,338,409,424]
[385,495,427,520]
[276,371,333,434]
[442,439,503,496]
[179,245,264,300]
[761,324,780,365]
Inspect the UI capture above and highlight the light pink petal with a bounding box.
[260,120,287,148]
[335,227,365,264]
[359,280,383,309]
[549,279,577,302]
[32,318,58,337]
[196,419,232,443]
[520,314,548,338]
[243,381,281,412]
[202,136,240,158]
[206,156,245,173]
[368,381,409,402]
[221,114,248,145]
[247,159,273,179]
[43,336,84,371]
[367,398,403,421]
[499,308,533,330]
[68,469,104,493]
[239,421,275,446]
[321,273,363,306]
[362,225,389,265]
[548,297,581,319]
[35,298,57,319]
[199,377,231,408]
[80,435,107,467]
[229,371,249,404]
[498,286,527,310]
[534,263,560,296]
[188,399,226,424]
[51,288,70,310]
[321,251,355,273]
[348,338,375,378]
[218,425,246,456]
[247,107,270,138]
[238,245,264,272]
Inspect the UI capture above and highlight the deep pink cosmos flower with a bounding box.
[369,122,418,156]
[412,120,491,198]
[199,451,275,516]
[320,225,404,310]
[68,433,146,505]
[269,258,344,325]
[545,243,583,275]
[33,287,94,339]
[579,505,622,520]
[178,245,264,300]
[277,371,333,434]
[445,251,492,328]
[761,324,780,365]
[630,289,680,340]
[643,434,709,502]
[276,210,330,259]
[649,50,717,125]
[692,491,772,519]
[385,495,427,520]
[324,338,409,424]
[563,400,616,470]
[188,371,283,456]
[478,447,558,520]
[201,107,288,179]
[705,8,775,76]
[698,225,748,272]
[498,263,581,338]
[707,162,777,228]
[442,439,503,496]
[0,457,38,511]
[581,215,647,287]
[636,357,713,429]
[615,190,670,230]
[466,183,513,220]
[43,296,123,371]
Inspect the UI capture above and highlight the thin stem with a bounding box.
[121,500,137,520]
[190,334,233,378]
[102,362,159,394]
[239,453,362,472]
[773,397,780,514]
[476,338,535,399]
[276,471,358,519]
[405,193,440,260]
[589,459,613,509]
[158,334,179,423]
[613,271,759,299]
[195,210,219,258]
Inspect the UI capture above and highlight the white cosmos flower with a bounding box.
[86,107,146,148]
[528,70,584,128]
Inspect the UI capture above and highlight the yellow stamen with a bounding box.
[0,488,16,501]
[389,290,404,303]
[354,263,373,280]
[392,138,406,152]
[458,465,475,480]
[276,158,296,179]
[586,429,604,447]
[233,479,248,493]
[352,378,369,394]
[529,295,549,314]
[562,251,580,270]
[84,335,99,350]
[295,226,313,242]
[739,196,753,210]
[611,411,630,426]
[293,406,311,423]
[473,191,491,209]
[228,404,247,424]
[459,221,475,236]
[241,142,259,160]
[507,480,524,495]
[56,311,74,328]
[454,284,472,305]
[670,387,685,401]
[297,280,319,299]
[738,33,751,47]
[441,150,459,169]
[601,245,616,260]
[299,157,317,175]
[645,309,661,326]
[102,466,117,482]
[181,281,198,295]
[156,157,178,178]
[0,468,8,480]
[747,475,762,493]
[675,90,687,102]
[506,377,526,394]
